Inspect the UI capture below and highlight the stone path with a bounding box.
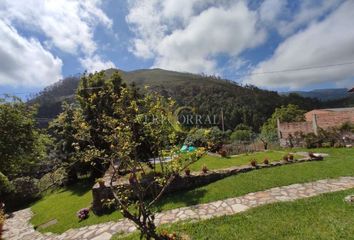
[3,176,354,240]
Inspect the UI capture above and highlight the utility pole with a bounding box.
[221,109,225,132]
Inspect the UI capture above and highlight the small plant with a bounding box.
[250,159,257,167]
[184,168,191,176]
[283,155,289,161]
[219,149,227,157]
[288,154,294,161]
[263,158,269,165]
[77,208,90,221]
[202,165,209,174]
[160,229,185,240]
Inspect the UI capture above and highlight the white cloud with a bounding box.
[260,0,343,36]
[0,0,111,55]
[259,0,287,25]
[0,0,115,77]
[127,0,265,74]
[80,55,115,73]
[0,20,62,87]
[245,1,354,89]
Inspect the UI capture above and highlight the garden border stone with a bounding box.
[92,156,323,213]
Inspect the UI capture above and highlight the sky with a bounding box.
[0,0,354,98]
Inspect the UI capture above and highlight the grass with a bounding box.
[114,189,354,240]
[30,180,123,233]
[30,148,354,233]
[188,150,297,171]
[155,148,354,211]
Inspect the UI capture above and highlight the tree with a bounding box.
[49,102,91,183]
[230,124,253,142]
[184,127,226,152]
[71,71,205,239]
[260,104,305,149]
[0,96,49,178]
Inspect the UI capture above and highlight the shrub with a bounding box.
[184,127,226,152]
[38,167,68,192]
[334,142,343,148]
[263,158,269,165]
[184,168,191,176]
[0,172,13,196]
[202,165,208,174]
[10,177,40,204]
[288,154,294,161]
[77,208,90,220]
[2,177,40,209]
[250,159,257,167]
[219,149,227,157]
[283,155,289,161]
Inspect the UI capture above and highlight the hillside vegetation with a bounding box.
[29,68,352,130]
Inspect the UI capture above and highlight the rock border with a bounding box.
[92,156,323,213]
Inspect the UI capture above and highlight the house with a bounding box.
[277,107,354,146]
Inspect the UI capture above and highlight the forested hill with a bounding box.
[282,88,351,101]
[29,68,351,131]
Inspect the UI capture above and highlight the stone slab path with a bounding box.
[3,176,354,240]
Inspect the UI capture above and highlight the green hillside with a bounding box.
[29,68,327,131]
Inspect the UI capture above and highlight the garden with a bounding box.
[1,71,353,240]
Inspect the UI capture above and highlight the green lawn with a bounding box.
[114,189,354,240]
[30,148,354,233]
[30,181,123,233]
[188,150,297,171]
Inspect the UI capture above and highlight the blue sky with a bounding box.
[0,0,353,98]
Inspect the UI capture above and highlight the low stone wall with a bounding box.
[92,157,322,213]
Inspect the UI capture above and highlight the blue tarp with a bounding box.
[180,145,196,152]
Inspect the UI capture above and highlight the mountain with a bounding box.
[30,68,326,131]
[281,88,351,101]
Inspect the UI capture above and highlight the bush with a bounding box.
[202,165,208,174]
[219,149,227,157]
[184,168,191,176]
[9,177,40,207]
[263,158,269,165]
[0,172,13,196]
[288,154,294,161]
[184,127,226,152]
[283,155,289,161]
[38,167,68,192]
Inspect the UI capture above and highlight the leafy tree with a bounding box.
[260,104,306,149]
[184,127,226,152]
[0,96,49,178]
[75,71,129,178]
[49,102,91,183]
[230,124,253,142]
[70,71,205,239]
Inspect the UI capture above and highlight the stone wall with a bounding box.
[278,108,354,146]
[278,121,313,139]
[92,156,321,213]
